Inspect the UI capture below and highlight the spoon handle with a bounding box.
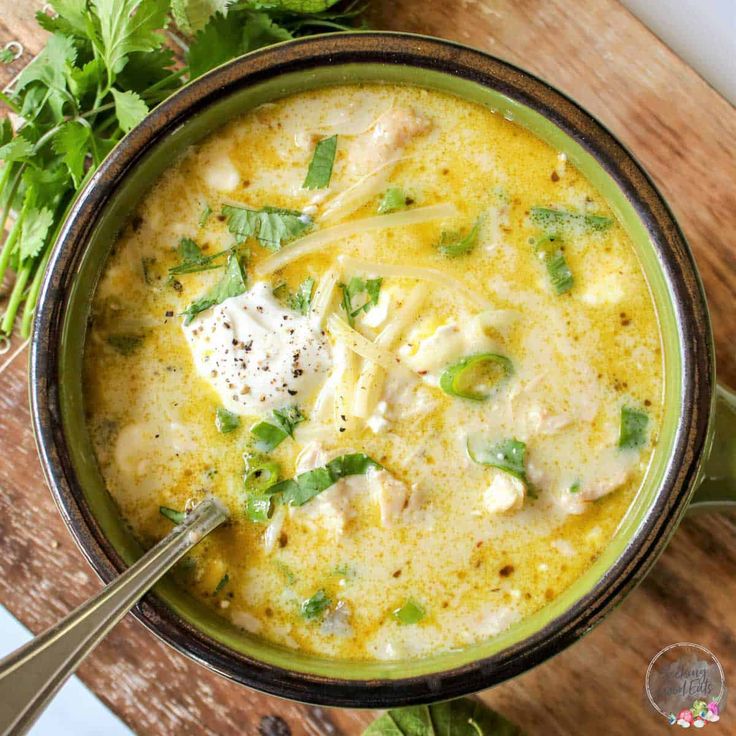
[0,498,228,736]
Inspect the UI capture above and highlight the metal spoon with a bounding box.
[0,497,228,736]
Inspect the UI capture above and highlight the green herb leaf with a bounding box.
[534,234,573,294]
[169,237,229,275]
[186,10,292,79]
[19,208,54,261]
[0,136,35,163]
[530,206,612,233]
[363,697,524,736]
[106,333,144,355]
[303,134,337,189]
[110,88,149,133]
[618,406,649,449]
[435,219,480,258]
[199,204,212,227]
[378,186,408,214]
[182,251,246,324]
[159,506,186,524]
[301,589,331,620]
[213,572,229,595]
[92,0,170,76]
[171,0,235,34]
[339,276,382,327]
[251,404,306,452]
[466,436,527,480]
[439,353,513,401]
[222,204,311,252]
[215,406,240,433]
[273,277,314,315]
[290,276,315,314]
[569,480,581,494]
[244,453,280,494]
[269,453,381,507]
[52,121,91,187]
[392,598,425,625]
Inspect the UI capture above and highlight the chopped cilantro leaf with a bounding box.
[182,251,246,324]
[435,219,481,258]
[339,276,382,327]
[106,333,144,356]
[303,134,337,189]
[378,187,408,214]
[222,204,311,252]
[273,277,315,315]
[168,237,229,276]
[251,404,306,452]
[301,589,331,620]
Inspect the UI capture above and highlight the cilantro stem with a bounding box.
[0,166,23,280]
[145,67,188,94]
[20,243,51,338]
[0,91,20,115]
[1,261,31,335]
[0,205,25,287]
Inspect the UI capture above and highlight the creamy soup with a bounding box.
[84,84,663,660]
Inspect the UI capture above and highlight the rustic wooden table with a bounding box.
[0,2,734,734]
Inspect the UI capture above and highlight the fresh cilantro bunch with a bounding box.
[0,0,363,340]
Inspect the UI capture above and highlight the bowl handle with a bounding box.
[689,384,736,511]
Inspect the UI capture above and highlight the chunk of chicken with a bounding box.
[346,107,431,176]
[369,468,409,527]
[557,466,631,514]
[483,470,526,514]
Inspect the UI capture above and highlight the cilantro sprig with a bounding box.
[0,0,364,339]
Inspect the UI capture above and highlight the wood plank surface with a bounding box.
[0,1,734,734]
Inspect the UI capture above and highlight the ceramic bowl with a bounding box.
[29,33,736,707]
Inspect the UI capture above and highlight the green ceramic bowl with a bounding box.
[29,33,736,707]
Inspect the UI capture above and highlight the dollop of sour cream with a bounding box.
[183,281,331,414]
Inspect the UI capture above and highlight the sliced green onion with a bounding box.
[534,235,573,294]
[301,589,331,620]
[392,598,425,625]
[618,406,649,449]
[439,353,513,401]
[245,493,274,523]
[244,454,280,494]
[569,480,581,494]
[215,407,240,434]
[159,506,185,524]
[466,436,527,480]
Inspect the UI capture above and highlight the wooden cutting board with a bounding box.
[0,2,734,734]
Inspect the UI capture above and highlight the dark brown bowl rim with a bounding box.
[30,32,713,707]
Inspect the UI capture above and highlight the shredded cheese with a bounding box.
[327,315,405,372]
[255,204,458,276]
[353,284,428,418]
[310,267,339,327]
[337,255,492,310]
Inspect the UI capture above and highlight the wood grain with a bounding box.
[1,1,734,734]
